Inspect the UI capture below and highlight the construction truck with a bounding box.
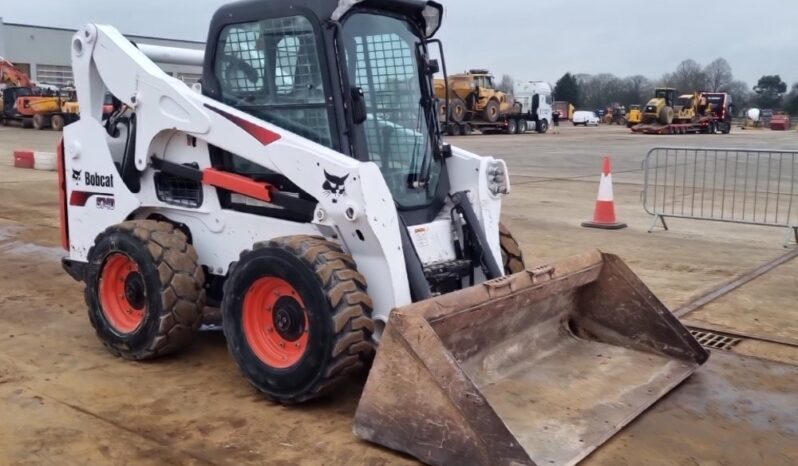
[633,88,732,134]
[59,2,707,465]
[434,70,513,123]
[439,78,553,135]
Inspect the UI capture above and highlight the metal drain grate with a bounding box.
[690,330,741,350]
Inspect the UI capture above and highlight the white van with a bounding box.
[572,111,600,126]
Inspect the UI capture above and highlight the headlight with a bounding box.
[422,3,443,37]
[487,160,509,196]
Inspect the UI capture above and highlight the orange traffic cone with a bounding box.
[582,156,627,230]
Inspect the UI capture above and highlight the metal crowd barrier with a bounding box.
[643,147,798,246]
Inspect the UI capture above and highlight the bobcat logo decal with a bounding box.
[72,169,82,183]
[322,170,349,204]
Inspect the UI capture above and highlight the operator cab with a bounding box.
[654,88,676,107]
[201,0,447,224]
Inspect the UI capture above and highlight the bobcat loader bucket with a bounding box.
[354,250,708,466]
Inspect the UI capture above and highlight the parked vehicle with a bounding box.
[553,100,574,120]
[573,110,600,126]
[440,78,553,135]
[770,112,791,130]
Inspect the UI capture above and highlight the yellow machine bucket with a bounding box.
[354,250,709,466]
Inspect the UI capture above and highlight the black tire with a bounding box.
[459,123,471,136]
[51,114,66,131]
[22,118,33,129]
[499,223,525,274]
[85,220,205,360]
[482,99,500,123]
[32,114,48,130]
[537,119,549,133]
[450,97,466,123]
[446,123,458,137]
[222,236,375,404]
[517,119,528,134]
[658,106,674,125]
[505,119,517,134]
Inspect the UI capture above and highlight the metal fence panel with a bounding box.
[643,147,798,246]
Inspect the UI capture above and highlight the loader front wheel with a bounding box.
[85,220,205,360]
[222,236,375,404]
[499,222,525,274]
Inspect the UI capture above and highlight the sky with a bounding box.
[2,0,797,87]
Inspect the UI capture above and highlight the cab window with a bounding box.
[215,15,333,157]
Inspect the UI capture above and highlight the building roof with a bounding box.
[0,20,205,45]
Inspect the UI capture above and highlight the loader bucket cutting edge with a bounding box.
[353,250,708,466]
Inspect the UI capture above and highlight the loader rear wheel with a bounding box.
[658,106,674,125]
[51,115,66,131]
[222,236,375,404]
[85,220,205,360]
[499,222,525,274]
[449,97,466,123]
[32,114,48,130]
[482,99,500,123]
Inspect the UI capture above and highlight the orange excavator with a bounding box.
[1,56,41,127]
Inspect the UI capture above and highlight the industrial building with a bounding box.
[0,17,204,86]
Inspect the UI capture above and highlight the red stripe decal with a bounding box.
[69,191,108,207]
[202,168,273,203]
[57,140,69,249]
[204,104,281,146]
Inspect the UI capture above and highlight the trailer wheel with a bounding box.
[482,99,500,123]
[85,220,205,360]
[499,222,525,274]
[505,119,517,134]
[22,118,33,129]
[517,119,528,134]
[51,115,66,131]
[222,236,375,404]
[537,119,549,133]
[32,114,49,130]
[459,123,471,136]
[446,123,458,136]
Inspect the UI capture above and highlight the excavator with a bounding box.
[58,1,708,465]
[0,56,38,127]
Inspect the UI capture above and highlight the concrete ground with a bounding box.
[0,123,796,465]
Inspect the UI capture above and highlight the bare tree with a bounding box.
[704,58,733,92]
[669,59,708,92]
[497,74,514,93]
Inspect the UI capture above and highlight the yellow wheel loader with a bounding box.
[642,87,677,125]
[626,104,642,127]
[59,1,707,465]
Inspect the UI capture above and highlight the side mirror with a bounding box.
[440,143,452,159]
[428,59,440,75]
[351,87,367,125]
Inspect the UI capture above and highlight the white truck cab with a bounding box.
[513,81,553,133]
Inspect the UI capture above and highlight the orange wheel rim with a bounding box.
[99,253,146,334]
[242,277,309,369]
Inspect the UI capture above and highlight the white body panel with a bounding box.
[65,24,507,334]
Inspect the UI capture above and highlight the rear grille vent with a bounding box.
[690,329,741,351]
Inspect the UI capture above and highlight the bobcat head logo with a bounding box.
[322,170,349,204]
[72,169,82,183]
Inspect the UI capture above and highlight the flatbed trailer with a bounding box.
[444,112,549,136]
[631,116,731,135]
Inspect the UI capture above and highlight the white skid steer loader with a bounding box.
[58,1,708,464]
